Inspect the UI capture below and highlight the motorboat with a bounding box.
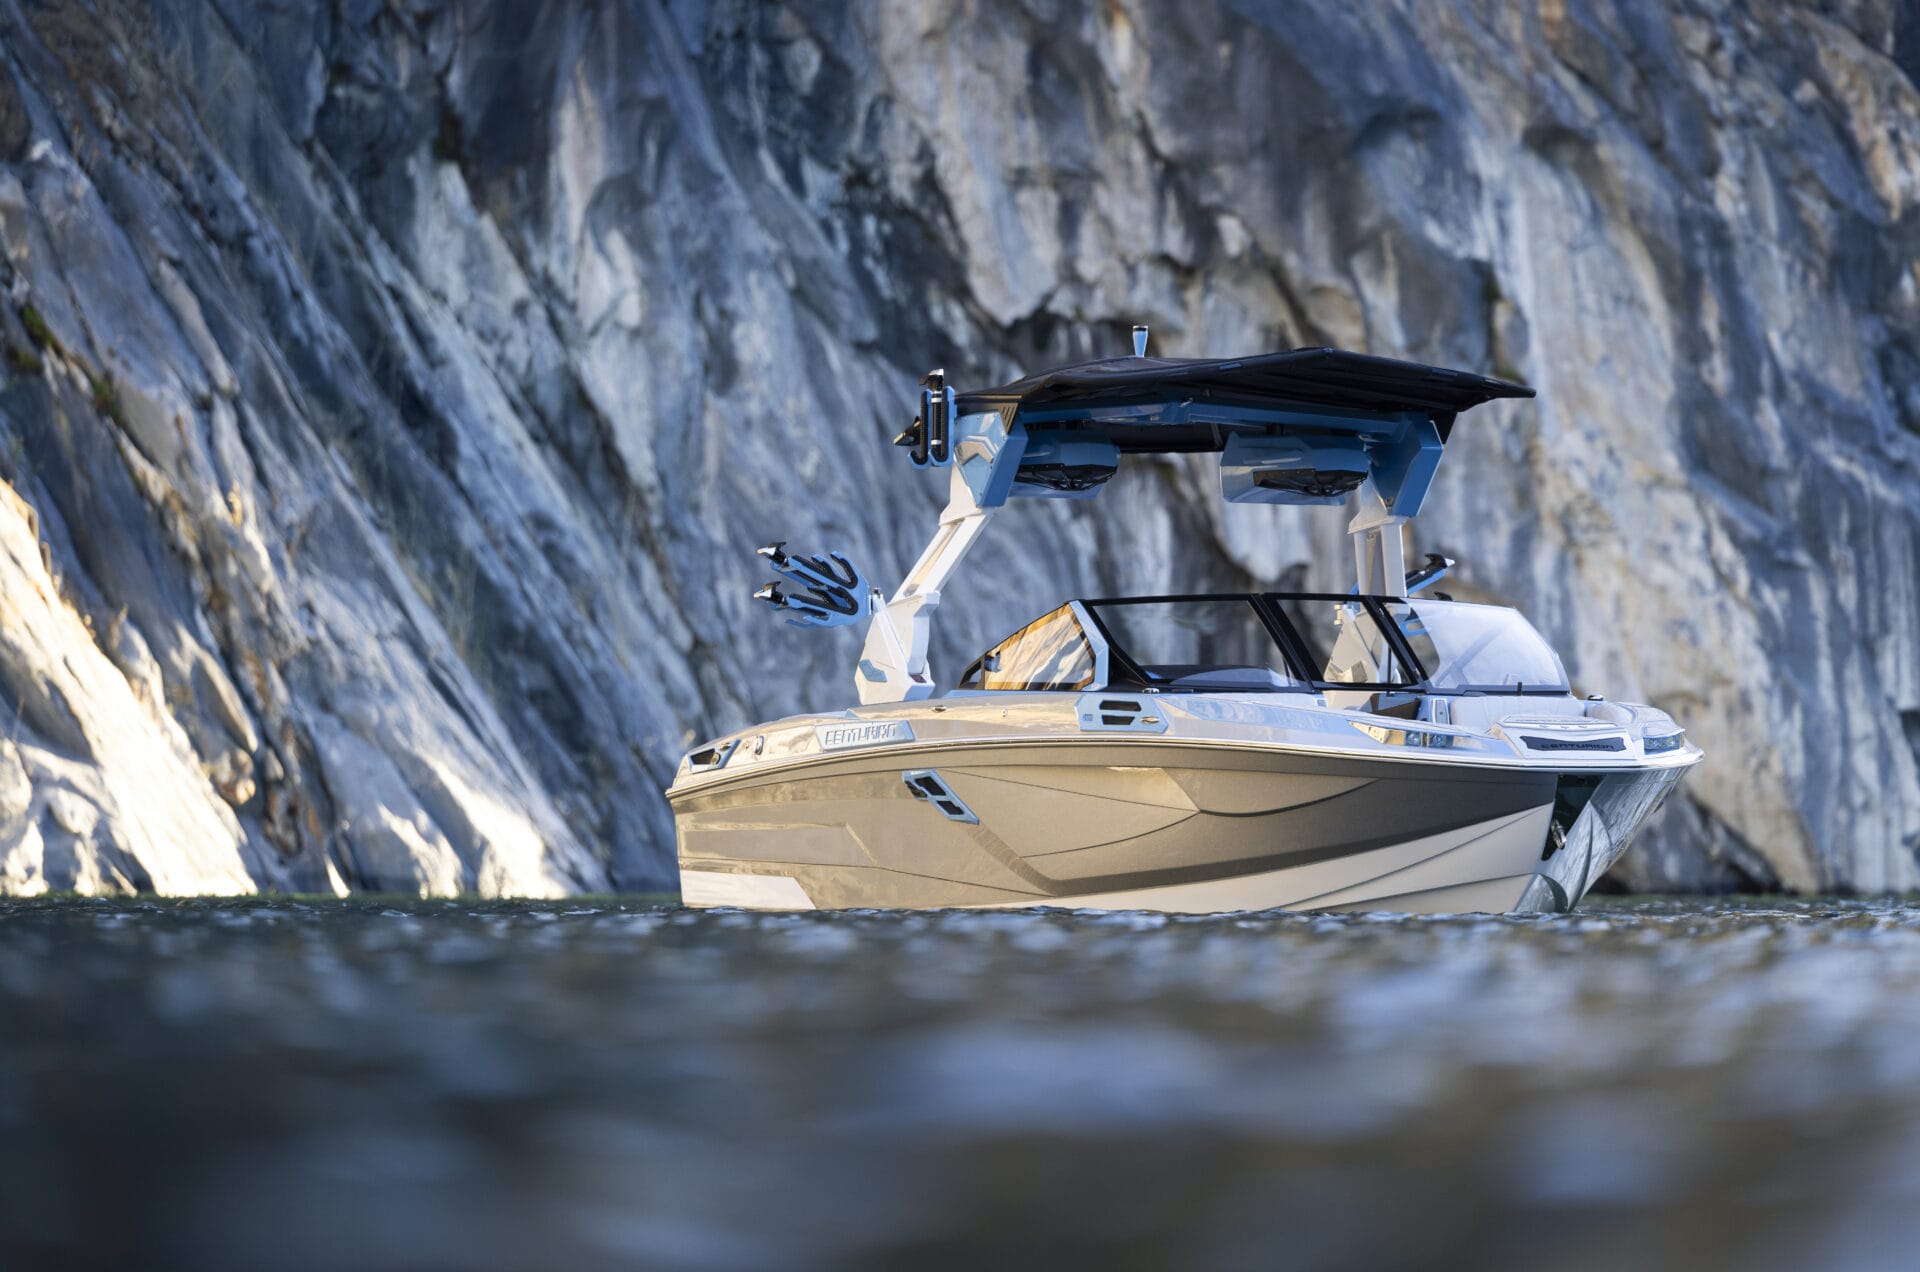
[668,331,1702,914]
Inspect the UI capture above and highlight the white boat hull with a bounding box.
[681,803,1553,915]
[671,721,1693,915]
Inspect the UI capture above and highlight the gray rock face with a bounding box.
[0,0,1914,895]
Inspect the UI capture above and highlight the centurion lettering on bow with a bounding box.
[814,720,915,751]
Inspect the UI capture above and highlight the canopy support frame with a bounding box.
[1348,479,1409,599]
[855,466,994,704]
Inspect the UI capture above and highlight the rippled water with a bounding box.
[5,897,1920,1269]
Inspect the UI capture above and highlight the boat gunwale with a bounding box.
[665,726,1705,802]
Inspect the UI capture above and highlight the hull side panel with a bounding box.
[679,869,816,909]
[979,805,1551,914]
[1321,874,1537,915]
[675,741,1558,911]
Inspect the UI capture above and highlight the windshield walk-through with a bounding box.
[1273,596,1421,688]
[1087,599,1304,692]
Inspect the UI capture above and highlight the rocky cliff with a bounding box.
[0,0,1914,895]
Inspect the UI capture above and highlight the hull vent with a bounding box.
[685,738,740,773]
[903,770,978,823]
[1076,695,1169,733]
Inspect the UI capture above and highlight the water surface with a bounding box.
[3,897,1917,1269]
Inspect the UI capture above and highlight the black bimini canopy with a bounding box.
[897,344,1535,513]
[955,347,1532,446]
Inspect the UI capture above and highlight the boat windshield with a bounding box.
[1085,598,1306,692]
[958,595,1571,696]
[1379,599,1570,693]
[956,604,1097,691]
[1271,595,1422,688]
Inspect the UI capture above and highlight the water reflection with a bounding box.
[2,897,1918,1269]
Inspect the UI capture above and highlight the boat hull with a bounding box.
[671,740,1689,914]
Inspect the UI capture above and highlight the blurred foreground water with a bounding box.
[6,897,1920,1270]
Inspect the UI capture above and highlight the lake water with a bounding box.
[4,897,1919,1270]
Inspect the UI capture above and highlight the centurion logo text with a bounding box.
[814,720,915,751]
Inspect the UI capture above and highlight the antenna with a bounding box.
[1132,325,1149,358]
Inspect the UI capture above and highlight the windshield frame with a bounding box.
[1071,593,1572,697]
[1086,592,1428,693]
[1255,591,1430,692]
[955,601,1105,693]
[1081,594,1315,694]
